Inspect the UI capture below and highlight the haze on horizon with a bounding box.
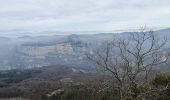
[0,0,170,34]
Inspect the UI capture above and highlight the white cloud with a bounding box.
[0,0,170,32]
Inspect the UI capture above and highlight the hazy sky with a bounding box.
[0,0,170,32]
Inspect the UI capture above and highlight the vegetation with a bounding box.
[86,28,170,100]
[0,28,170,100]
[0,69,41,84]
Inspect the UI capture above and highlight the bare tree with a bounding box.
[87,27,170,99]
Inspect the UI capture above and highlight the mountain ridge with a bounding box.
[0,28,169,70]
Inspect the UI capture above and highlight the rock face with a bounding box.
[60,78,73,85]
[20,43,74,56]
[46,89,64,97]
[3,35,94,70]
[15,40,91,70]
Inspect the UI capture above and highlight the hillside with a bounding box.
[0,65,100,100]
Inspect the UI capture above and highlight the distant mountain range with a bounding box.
[0,28,169,71]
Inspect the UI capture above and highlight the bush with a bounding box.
[152,73,170,87]
[0,87,23,98]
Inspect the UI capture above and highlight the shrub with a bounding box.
[152,73,170,87]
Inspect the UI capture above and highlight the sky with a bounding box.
[0,0,170,33]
